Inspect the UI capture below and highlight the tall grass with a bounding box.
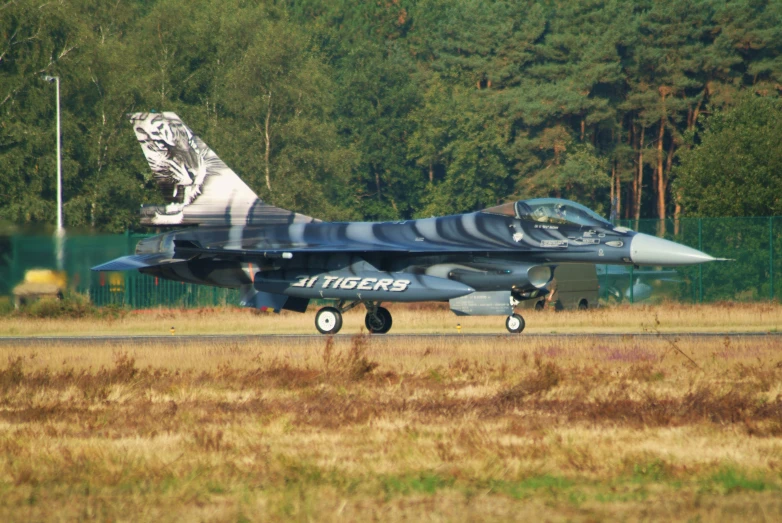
[0,333,780,519]
[1,302,781,336]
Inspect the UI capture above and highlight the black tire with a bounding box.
[365,306,392,334]
[578,299,588,311]
[534,301,545,311]
[505,313,525,334]
[315,307,343,334]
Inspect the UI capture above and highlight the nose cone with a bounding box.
[630,233,715,266]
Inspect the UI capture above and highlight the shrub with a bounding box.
[10,292,128,319]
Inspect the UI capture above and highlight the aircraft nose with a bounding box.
[629,233,715,266]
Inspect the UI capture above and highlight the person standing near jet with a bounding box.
[545,277,560,310]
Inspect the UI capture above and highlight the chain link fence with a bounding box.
[598,217,780,304]
[1,217,779,309]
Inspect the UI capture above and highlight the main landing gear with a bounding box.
[314,301,394,335]
[364,303,392,334]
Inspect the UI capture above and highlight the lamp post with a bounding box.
[42,75,64,270]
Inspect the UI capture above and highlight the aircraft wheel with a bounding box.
[505,313,525,334]
[365,307,392,334]
[578,299,589,311]
[315,307,343,335]
[534,301,545,311]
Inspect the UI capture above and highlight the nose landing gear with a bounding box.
[505,313,525,333]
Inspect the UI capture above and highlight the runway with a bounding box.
[0,332,779,345]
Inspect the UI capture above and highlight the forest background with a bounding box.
[2,0,782,233]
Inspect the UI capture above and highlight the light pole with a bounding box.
[42,75,64,270]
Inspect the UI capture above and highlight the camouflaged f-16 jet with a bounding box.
[92,112,720,334]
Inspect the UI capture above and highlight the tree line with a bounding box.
[2,0,782,233]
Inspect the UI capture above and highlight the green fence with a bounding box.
[0,216,779,308]
[601,216,781,304]
[0,231,239,308]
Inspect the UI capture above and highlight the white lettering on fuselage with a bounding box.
[573,238,600,245]
[340,277,361,290]
[292,276,410,292]
[391,280,410,292]
[292,276,320,288]
[540,239,568,248]
[322,275,340,288]
[357,278,376,290]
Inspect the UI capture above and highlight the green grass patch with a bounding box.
[0,298,13,315]
[381,472,455,497]
[206,481,227,494]
[629,459,671,483]
[703,468,773,493]
[594,488,650,503]
[488,475,574,499]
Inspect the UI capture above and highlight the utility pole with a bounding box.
[42,75,64,270]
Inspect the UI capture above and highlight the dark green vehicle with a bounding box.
[520,263,599,311]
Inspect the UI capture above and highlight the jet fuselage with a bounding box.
[94,112,719,334]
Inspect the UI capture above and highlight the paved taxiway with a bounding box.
[0,332,779,345]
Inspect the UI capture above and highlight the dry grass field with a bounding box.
[0,321,781,520]
[1,301,781,336]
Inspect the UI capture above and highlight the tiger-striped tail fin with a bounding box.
[130,112,316,226]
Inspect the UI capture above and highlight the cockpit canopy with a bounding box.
[483,198,612,228]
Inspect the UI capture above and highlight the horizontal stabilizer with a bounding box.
[91,254,185,272]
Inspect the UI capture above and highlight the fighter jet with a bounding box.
[92,112,719,334]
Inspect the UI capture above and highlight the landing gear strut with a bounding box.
[505,313,525,334]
